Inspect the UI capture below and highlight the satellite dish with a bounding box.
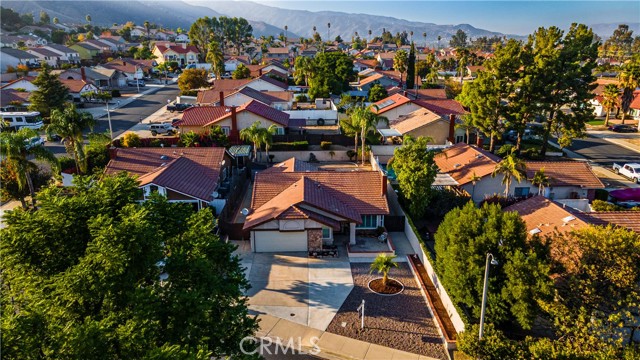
[212,191,219,199]
[241,208,249,216]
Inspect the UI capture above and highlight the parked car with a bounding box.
[25,136,45,150]
[613,163,640,184]
[220,72,232,79]
[127,80,146,87]
[46,133,62,142]
[149,123,177,136]
[166,103,193,113]
[608,124,637,133]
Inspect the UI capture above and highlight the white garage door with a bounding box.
[254,231,307,252]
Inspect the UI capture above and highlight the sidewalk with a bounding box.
[587,130,640,153]
[256,314,439,360]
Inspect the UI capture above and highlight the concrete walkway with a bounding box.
[257,314,439,360]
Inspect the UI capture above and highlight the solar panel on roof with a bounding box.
[377,99,396,109]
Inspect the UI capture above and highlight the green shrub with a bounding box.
[58,156,76,171]
[591,199,625,211]
[295,94,308,103]
[121,133,142,148]
[496,144,514,157]
[320,141,332,150]
[346,149,356,160]
[270,141,309,151]
[149,139,163,147]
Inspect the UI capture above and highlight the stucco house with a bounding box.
[388,108,466,145]
[243,158,390,252]
[152,43,200,66]
[175,100,290,142]
[0,48,38,72]
[434,143,605,203]
[0,77,38,92]
[104,147,233,211]
[42,44,81,64]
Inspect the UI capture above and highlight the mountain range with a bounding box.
[3,0,637,44]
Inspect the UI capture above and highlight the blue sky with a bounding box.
[258,1,640,35]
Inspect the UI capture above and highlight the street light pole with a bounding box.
[479,253,498,340]
[135,65,140,93]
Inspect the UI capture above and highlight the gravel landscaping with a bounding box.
[326,263,448,360]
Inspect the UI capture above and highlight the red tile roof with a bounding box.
[178,101,290,128]
[413,99,467,116]
[58,78,93,93]
[104,147,226,202]
[434,143,502,185]
[371,93,412,114]
[505,196,640,235]
[196,79,252,104]
[630,92,640,110]
[178,106,232,127]
[524,161,604,189]
[244,166,389,230]
[0,89,30,106]
[357,73,385,86]
[230,100,290,127]
[155,44,199,54]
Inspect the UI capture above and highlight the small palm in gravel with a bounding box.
[370,254,398,286]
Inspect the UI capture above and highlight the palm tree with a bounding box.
[144,21,151,41]
[437,35,441,49]
[531,168,550,196]
[355,105,388,165]
[340,116,360,162]
[262,124,278,162]
[0,128,57,207]
[85,14,91,24]
[284,25,288,46]
[492,152,527,197]
[410,31,414,43]
[294,56,314,86]
[470,172,482,200]
[601,84,619,127]
[423,32,427,49]
[48,103,95,174]
[206,41,224,80]
[619,69,638,124]
[240,121,267,160]
[393,50,408,88]
[327,23,331,44]
[368,29,372,43]
[370,254,398,286]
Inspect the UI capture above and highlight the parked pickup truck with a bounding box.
[166,103,193,113]
[613,163,640,183]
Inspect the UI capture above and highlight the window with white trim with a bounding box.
[274,127,285,135]
[221,126,230,135]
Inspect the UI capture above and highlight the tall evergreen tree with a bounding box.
[28,64,69,118]
[393,50,408,88]
[406,42,416,89]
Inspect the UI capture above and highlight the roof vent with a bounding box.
[476,153,484,159]
[529,228,542,235]
[160,155,169,160]
[454,164,461,168]
[160,163,167,167]
[562,215,576,223]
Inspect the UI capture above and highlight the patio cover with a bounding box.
[378,128,402,137]
[228,145,251,157]
[432,173,459,186]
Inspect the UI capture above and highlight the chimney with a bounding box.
[258,68,263,76]
[403,91,407,97]
[80,67,86,82]
[448,114,456,144]
[476,133,483,147]
[230,106,239,143]
[122,61,126,66]
[381,175,387,196]
[219,91,225,106]
[108,146,117,160]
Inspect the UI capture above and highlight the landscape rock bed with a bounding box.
[326,263,448,360]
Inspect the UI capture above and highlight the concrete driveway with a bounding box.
[243,250,353,331]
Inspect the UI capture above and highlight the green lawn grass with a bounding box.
[587,119,605,126]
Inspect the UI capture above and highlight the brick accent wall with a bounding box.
[307,229,323,249]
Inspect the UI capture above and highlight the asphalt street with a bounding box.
[553,135,640,166]
[46,84,180,156]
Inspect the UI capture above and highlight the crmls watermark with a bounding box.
[239,335,322,355]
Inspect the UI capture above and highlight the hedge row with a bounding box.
[270,141,309,151]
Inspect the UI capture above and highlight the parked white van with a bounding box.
[0,111,44,130]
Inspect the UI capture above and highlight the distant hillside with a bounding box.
[1,0,296,38]
[191,0,521,44]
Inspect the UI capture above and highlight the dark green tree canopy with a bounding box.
[434,202,552,329]
[307,52,356,99]
[0,174,258,359]
[29,64,70,117]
